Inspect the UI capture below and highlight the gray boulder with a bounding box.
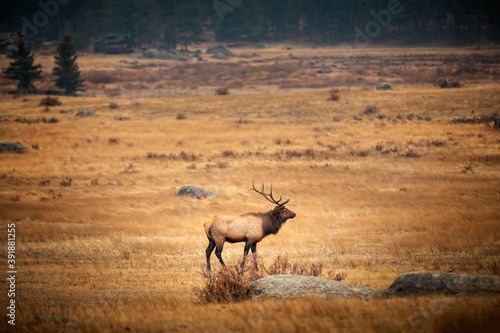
[177,185,221,199]
[249,275,383,299]
[76,109,95,117]
[0,141,29,154]
[211,51,227,60]
[386,271,500,296]
[143,48,161,58]
[206,44,234,57]
[377,82,393,90]
[72,90,86,97]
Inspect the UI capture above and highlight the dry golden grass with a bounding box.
[0,45,500,332]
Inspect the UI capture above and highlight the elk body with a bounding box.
[204,183,296,271]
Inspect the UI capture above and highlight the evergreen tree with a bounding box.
[52,34,84,94]
[2,31,42,92]
[160,0,203,51]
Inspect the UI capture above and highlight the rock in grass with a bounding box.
[249,275,383,299]
[72,90,86,97]
[76,109,95,117]
[177,185,221,199]
[206,44,234,57]
[0,141,29,153]
[377,82,393,90]
[386,271,500,296]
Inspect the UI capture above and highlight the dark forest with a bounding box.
[1,0,499,50]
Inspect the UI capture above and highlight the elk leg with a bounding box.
[251,243,258,270]
[215,245,226,268]
[205,240,216,271]
[242,241,253,270]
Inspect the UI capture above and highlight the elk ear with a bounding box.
[271,205,282,216]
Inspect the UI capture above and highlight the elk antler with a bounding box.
[250,181,290,206]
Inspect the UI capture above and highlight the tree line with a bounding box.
[1,0,498,50]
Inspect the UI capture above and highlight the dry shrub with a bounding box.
[400,150,421,158]
[195,264,254,303]
[39,96,61,106]
[363,105,378,115]
[146,151,199,161]
[154,82,167,89]
[104,87,121,97]
[83,70,117,84]
[265,255,323,276]
[194,255,325,304]
[109,102,119,109]
[121,82,134,90]
[327,88,340,101]
[14,117,58,124]
[216,86,229,95]
[259,62,299,74]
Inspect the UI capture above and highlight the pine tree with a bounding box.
[52,34,84,94]
[2,31,42,92]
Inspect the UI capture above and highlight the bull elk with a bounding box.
[204,182,296,271]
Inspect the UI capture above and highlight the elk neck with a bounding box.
[263,209,284,235]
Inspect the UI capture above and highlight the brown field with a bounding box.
[1,44,500,332]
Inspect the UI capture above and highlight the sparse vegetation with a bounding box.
[215,86,229,95]
[39,96,62,106]
[327,88,340,101]
[0,46,499,332]
[14,117,59,124]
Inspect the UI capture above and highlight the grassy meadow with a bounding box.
[1,44,500,332]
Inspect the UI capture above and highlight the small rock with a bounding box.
[255,43,267,49]
[72,90,86,97]
[377,82,393,90]
[212,51,227,60]
[206,44,234,57]
[76,109,95,117]
[177,185,221,199]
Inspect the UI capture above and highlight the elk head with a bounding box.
[250,181,296,222]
